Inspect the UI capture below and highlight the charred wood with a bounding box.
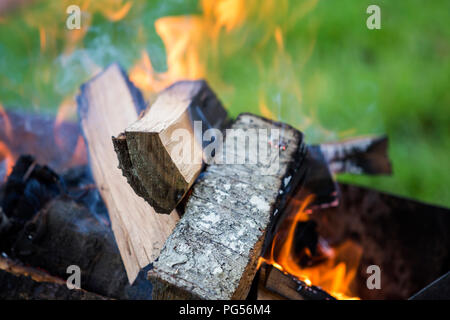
[8,197,152,299]
[0,257,106,300]
[259,264,336,300]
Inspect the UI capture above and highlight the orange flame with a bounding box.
[54,97,77,149]
[102,1,133,22]
[0,141,14,181]
[0,103,14,180]
[130,16,206,97]
[54,96,88,168]
[261,195,361,300]
[39,27,47,52]
[67,135,88,168]
[0,103,13,142]
[129,0,249,98]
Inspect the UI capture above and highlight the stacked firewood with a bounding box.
[3,62,448,300]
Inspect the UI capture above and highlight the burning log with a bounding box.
[311,135,391,175]
[260,265,336,300]
[149,113,307,300]
[113,80,230,214]
[77,63,179,282]
[0,257,106,300]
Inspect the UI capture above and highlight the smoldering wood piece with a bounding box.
[262,265,335,300]
[0,257,106,300]
[9,197,151,299]
[252,267,285,300]
[113,80,230,214]
[77,63,179,282]
[312,135,391,175]
[310,183,450,300]
[149,113,307,300]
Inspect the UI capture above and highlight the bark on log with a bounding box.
[0,257,106,300]
[10,197,152,299]
[113,80,230,214]
[77,63,179,282]
[149,113,307,300]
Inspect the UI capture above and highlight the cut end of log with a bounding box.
[114,80,230,214]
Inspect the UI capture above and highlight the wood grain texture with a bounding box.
[149,113,306,300]
[114,80,229,214]
[77,64,179,283]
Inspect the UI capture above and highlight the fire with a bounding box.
[102,1,133,22]
[0,104,12,142]
[0,103,14,181]
[129,16,206,97]
[0,141,14,181]
[39,27,47,52]
[261,195,362,300]
[129,0,251,98]
[54,97,88,168]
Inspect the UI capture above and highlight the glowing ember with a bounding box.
[261,195,362,300]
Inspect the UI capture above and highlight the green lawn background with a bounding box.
[0,0,448,207]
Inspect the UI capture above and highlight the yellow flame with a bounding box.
[39,27,46,52]
[102,1,133,22]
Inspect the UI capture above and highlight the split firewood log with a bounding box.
[113,80,230,214]
[77,63,179,282]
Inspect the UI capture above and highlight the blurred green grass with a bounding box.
[0,0,448,207]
